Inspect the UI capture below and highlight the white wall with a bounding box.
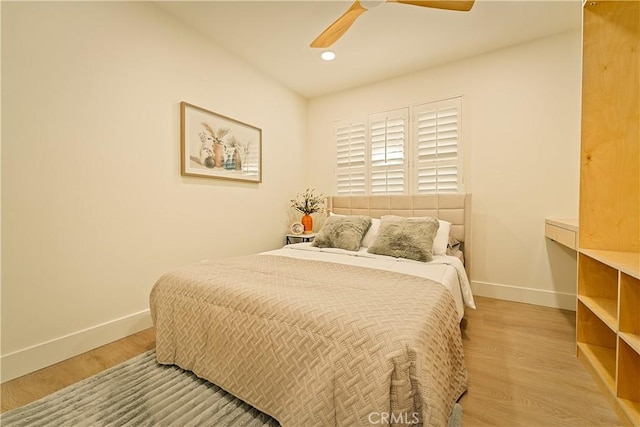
[1,2,307,381]
[307,31,582,309]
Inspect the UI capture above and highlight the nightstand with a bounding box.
[286,233,317,245]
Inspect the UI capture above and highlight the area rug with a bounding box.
[1,351,278,427]
[1,350,463,426]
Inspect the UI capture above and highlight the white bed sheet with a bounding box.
[263,243,475,321]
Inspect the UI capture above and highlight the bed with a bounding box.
[150,194,474,427]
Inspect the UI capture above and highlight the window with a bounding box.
[335,120,366,195]
[334,97,462,195]
[369,109,408,194]
[413,97,462,194]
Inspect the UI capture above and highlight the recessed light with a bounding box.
[320,50,336,61]
[360,0,384,9]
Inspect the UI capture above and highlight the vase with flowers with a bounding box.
[290,188,325,234]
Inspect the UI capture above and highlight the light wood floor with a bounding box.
[1,297,622,426]
[458,297,621,426]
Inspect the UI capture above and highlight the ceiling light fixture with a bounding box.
[320,50,336,61]
[360,0,384,9]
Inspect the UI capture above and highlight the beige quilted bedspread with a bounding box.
[150,255,467,427]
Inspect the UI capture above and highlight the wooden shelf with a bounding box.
[578,295,618,331]
[619,399,640,427]
[618,339,640,424]
[577,342,616,392]
[620,273,640,355]
[577,300,617,384]
[580,249,640,280]
[578,253,619,325]
[620,332,640,356]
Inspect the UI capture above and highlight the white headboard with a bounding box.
[327,194,472,277]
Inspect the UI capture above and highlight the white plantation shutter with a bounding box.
[413,98,462,194]
[335,120,367,194]
[369,109,408,194]
[334,97,463,195]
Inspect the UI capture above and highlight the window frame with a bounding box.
[333,96,464,196]
[368,108,409,195]
[334,119,368,195]
[411,97,463,194]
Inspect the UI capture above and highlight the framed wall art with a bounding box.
[180,101,262,183]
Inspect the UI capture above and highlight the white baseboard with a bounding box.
[471,280,576,311]
[0,283,574,383]
[1,310,153,383]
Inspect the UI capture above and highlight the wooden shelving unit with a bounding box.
[620,272,640,355]
[577,251,640,425]
[577,1,640,426]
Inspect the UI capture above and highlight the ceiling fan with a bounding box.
[310,0,475,48]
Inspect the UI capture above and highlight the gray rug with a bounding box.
[1,351,278,427]
[1,350,463,426]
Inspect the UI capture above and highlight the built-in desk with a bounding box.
[545,218,578,250]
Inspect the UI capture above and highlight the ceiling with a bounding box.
[156,0,582,98]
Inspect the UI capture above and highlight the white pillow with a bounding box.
[433,219,451,255]
[361,217,380,248]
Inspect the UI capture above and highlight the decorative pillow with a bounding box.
[329,213,380,248]
[433,219,451,256]
[312,215,372,251]
[367,215,440,262]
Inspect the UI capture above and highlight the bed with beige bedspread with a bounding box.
[150,253,467,427]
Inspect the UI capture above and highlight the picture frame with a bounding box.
[180,101,262,183]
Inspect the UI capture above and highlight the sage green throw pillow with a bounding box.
[367,215,440,262]
[312,215,372,251]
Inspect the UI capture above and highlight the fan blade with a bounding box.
[389,0,475,12]
[310,1,368,48]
